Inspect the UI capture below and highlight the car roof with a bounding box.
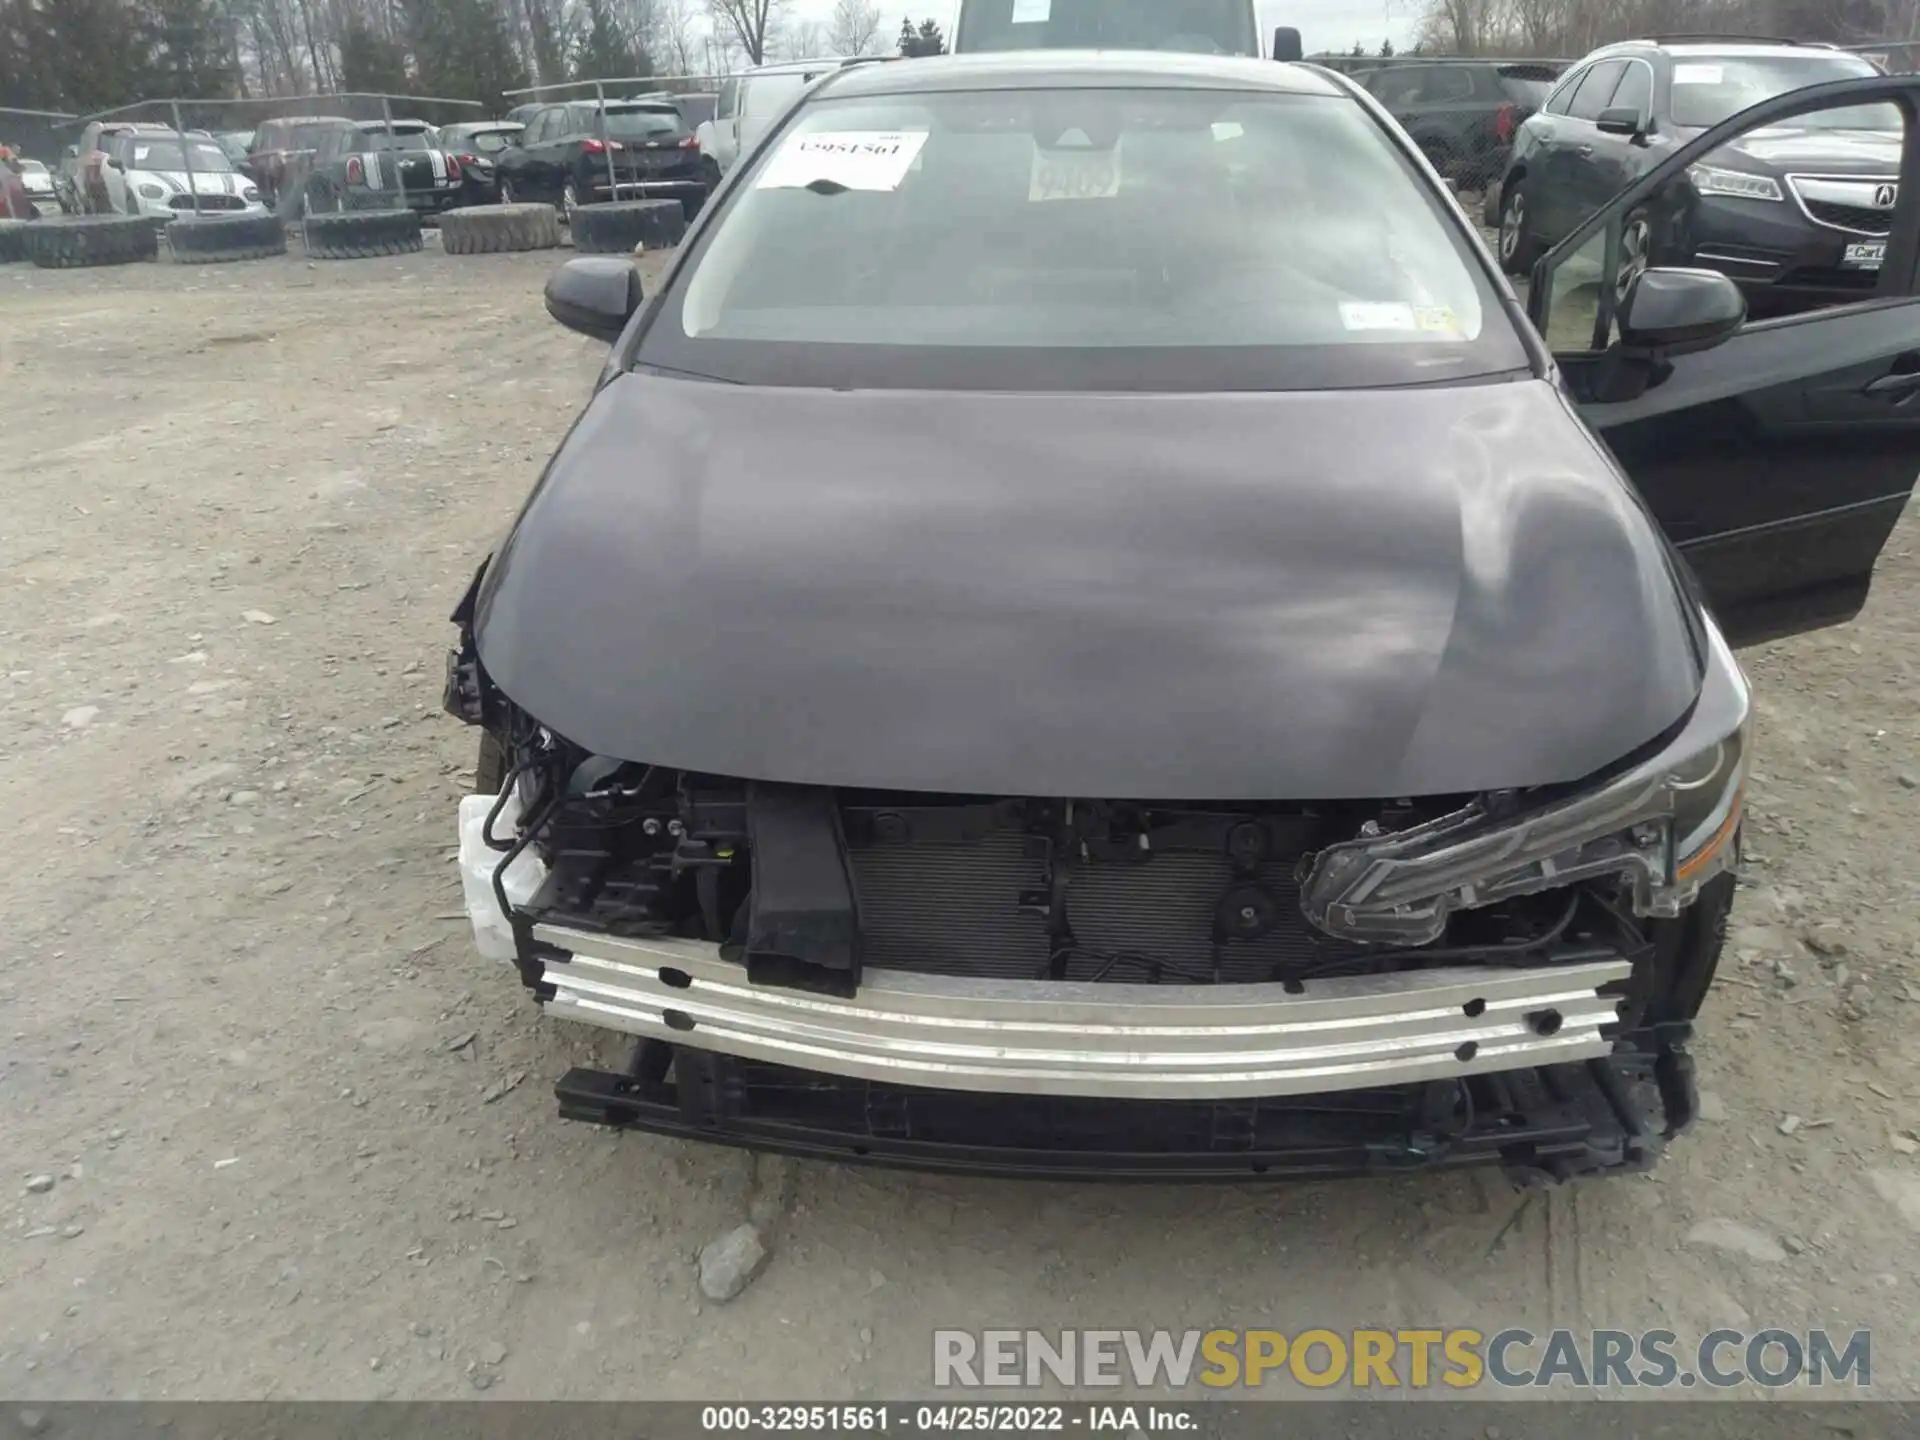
[1593,38,1854,59]
[819,51,1349,99]
[740,55,862,76]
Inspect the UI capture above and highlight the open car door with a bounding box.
[1528,75,1920,647]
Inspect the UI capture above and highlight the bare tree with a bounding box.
[657,0,699,71]
[779,14,824,55]
[706,0,782,62]
[827,0,879,52]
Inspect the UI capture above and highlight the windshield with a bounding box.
[129,139,235,172]
[364,127,436,150]
[1669,53,1889,128]
[644,86,1525,391]
[956,0,1258,56]
[604,107,684,138]
[450,128,519,153]
[1498,69,1556,106]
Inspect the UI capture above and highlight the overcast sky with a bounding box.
[775,0,1426,57]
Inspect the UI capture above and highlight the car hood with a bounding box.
[137,169,250,195]
[1721,125,1901,173]
[473,373,1703,800]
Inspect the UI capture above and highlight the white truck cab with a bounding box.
[695,57,861,179]
[949,0,1291,59]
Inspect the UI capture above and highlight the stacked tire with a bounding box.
[303,208,423,260]
[0,218,29,263]
[168,212,286,264]
[570,199,686,255]
[439,203,563,255]
[23,215,158,269]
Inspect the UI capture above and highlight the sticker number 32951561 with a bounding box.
[755,131,929,192]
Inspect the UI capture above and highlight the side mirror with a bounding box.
[1596,106,1646,139]
[1618,267,1745,357]
[544,256,644,342]
[1272,26,1303,62]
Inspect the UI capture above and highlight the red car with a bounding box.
[1,162,38,219]
[242,116,350,207]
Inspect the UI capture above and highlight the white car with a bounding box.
[105,131,268,220]
[695,58,864,179]
[16,158,57,211]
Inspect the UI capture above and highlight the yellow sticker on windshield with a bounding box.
[1414,305,1462,335]
[1030,141,1122,201]
[1339,302,1416,331]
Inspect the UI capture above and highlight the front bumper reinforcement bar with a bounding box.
[532,923,1629,1101]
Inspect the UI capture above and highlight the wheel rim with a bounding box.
[500,179,514,204]
[1499,193,1524,261]
[1616,217,1651,301]
[562,182,576,220]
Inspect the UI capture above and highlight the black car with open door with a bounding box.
[1496,39,1897,317]
[441,53,1920,1182]
[1526,71,1920,648]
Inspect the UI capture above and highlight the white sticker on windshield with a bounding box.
[1340,302,1417,331]
[1010,0,1050,20]
[755,131,928,191]
[1030,141,1121,201]
[134,146,151,160]
[1673,63,1724,85]
[1211,121,1245,141]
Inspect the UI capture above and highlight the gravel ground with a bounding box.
[5,242,1920,1403]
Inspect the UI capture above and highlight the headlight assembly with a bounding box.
[1300,632,1749,948]
[1687,164,1783,202]
[138,183,167,199]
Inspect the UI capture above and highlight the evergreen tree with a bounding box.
[142,0,239,97]
[569,0,647,79]
[411,0,528,108]
[11,0,151,111]
[1379,38,1394,56]
[897,13,942,55]
[340,13,410,94]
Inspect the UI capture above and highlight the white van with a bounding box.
[951,0,1290,58]
[695,58,863,179]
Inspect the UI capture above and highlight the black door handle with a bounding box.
[1864,369,1920,399]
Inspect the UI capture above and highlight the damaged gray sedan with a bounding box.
[445,53,1920,1179]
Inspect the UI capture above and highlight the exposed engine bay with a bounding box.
[446,600,1728,1182]
[457,681,1671,1012]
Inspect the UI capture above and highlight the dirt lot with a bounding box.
[5,240,1920,1404]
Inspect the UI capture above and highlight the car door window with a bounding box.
[1543,67,1584,115]
[1567,60,1628,122]
[1369,69,1424,108]
[1609,60,1652,120]
[1421,66,1476,103]
[1532,78,1920,645]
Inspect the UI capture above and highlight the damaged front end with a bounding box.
[443,580,1742,1184]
